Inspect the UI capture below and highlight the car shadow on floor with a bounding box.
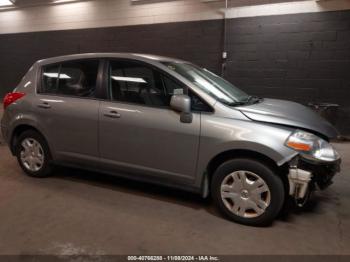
[52,165,216,211]
[50,165,333,225]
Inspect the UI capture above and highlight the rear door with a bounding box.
[33,59,102,165]
[98,59,201,182]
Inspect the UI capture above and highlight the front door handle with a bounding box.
[104,111,121,119]
[37,102,51,109]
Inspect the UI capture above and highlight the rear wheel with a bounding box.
[15,130,52,178]
[211,158,285,226]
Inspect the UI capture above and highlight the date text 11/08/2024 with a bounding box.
[127,256,220,261]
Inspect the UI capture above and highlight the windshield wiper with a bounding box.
[226,96,263,107]
[245,95,263,104]
[226,101,247,106]
[223,96,263,107]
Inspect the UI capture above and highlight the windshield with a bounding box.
[162,62,250,105]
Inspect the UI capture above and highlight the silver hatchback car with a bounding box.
[1,53,341,226]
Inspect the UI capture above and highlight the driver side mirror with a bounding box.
[170,95,193,123]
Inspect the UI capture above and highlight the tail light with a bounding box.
[3,92,26,110]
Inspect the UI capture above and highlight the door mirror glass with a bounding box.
[170,95,193,123]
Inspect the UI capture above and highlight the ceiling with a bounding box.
[10,0,87,7]
[4,0,322,9]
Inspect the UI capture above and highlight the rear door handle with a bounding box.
[37,102,51,109]
[104,111,121,119]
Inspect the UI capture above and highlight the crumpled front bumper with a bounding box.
[287,156,341,200]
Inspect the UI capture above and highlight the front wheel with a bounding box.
[211,158,285,226]
[15,130,53,178]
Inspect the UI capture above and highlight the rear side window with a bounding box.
[41,60,99,97]
[42,65,60,94]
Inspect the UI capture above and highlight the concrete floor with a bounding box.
[0,109,349,255]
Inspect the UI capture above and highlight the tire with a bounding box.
[211,158,285,226]
[15,130,52,178]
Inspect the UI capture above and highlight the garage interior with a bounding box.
[0,0,350,257]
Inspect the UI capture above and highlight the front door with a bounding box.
[99,59,200,181]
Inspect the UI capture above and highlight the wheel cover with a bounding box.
[20,138,45,172]
[220,170,271,218]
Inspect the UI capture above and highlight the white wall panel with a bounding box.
[0,0,349,34]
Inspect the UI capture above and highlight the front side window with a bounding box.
[108,60,212,112]
[41,60,99,97]
[109,60,184,107]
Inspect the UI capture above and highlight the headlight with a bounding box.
[285,130,340,162]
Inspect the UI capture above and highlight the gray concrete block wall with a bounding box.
[224,10,350,134]
[0,10,349,134]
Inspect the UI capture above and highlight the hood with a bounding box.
[237,98,339,139]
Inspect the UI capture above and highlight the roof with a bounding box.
[35,53,187,66]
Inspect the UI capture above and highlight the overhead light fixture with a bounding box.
[112,76,147,83]
[44,73,71,79]
[53,0,79,3]
[0,0,14,7]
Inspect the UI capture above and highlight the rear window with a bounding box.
[40,60,99,98]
